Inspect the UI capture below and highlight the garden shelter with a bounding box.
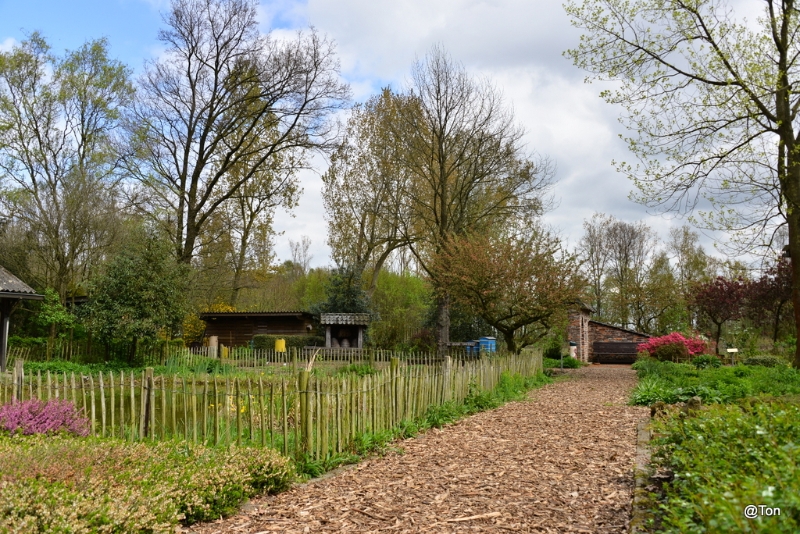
[320,313,371,349]
[568,305,651,364]
[0,266,42,372]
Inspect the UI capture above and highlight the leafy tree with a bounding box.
[565,0,800,366]
[432,228,584,353]
[322,89,410,293]
[369,270,431,349]
[36,288,76,359]
[128,0,349,264]
[0,34,132,300]
[86,226,188,361]
[314,266,371,315]
[692,276,746,354]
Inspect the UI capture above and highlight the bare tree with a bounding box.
[578,213,613,316]
[289,235,313,277]
[128,0,349,264]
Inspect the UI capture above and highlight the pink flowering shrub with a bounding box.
[638,332,708,357]
[0,399,90,437]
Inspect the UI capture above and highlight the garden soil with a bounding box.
[184,365,647,533]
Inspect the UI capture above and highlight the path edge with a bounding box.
[630,418,654,533]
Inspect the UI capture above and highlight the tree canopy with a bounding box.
[565,0,800,366]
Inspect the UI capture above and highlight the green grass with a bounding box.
[294,371,551,478]
[630,358,800,405]
[648,399,800,533]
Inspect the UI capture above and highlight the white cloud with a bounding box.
[0,37,18,52]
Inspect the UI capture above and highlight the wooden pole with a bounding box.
[298,370,309,455]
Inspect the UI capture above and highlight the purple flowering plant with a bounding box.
[0,398,90,437]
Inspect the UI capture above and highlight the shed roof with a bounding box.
[588,319,651,338]
[320,313,371,325]
[199,311,313,320]
[0,266,42,300]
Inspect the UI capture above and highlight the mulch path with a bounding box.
[184,365,647,533]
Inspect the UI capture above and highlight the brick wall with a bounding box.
[587,321,649,362]
[567,310,591,362]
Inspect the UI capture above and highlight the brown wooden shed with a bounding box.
[568,306,651,364]
[199,311,315,347]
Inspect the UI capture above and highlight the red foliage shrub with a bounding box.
[638,332,708,357]
[0,399,90,436]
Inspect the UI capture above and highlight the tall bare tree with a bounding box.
[0,34,132,300]
[128,0,349,264]
[578,212,613,316]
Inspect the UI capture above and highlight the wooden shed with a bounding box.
[199,311,315,347]
[0,266,43,372]
[568,306,651,364]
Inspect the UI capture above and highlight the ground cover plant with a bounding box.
[647,399,800,533]
[0,434,294,532]
[630,358,800,405]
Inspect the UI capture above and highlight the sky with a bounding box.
[0,0,743,268]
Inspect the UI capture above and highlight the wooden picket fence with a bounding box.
[5,345,475,372]
[0,349,542,460]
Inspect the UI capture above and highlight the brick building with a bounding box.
[568,304,651,364]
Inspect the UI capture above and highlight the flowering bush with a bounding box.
[0,399,90,437]
[638,332,708,358]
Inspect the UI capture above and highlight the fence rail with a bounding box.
[1,349,542,461]
[5,345,480,371]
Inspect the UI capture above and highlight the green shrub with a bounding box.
[0,435,294,531]
[743,355,787,367]
[650,400,800,532]
[543,356,582,368]
[653,342,689,362]
[691,354,721,369]
[543,344,562,360]
[251,335,325,350]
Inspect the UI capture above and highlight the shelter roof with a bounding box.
[320,313,371,325]
[0,266,42,300]
[199,311,313,320]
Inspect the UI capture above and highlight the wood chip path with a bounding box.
[185,365,647,533]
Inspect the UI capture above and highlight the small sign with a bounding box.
[727,348,739,353]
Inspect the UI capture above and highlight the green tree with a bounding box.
[0,34,132,301]
[86,226,188,361]
[431,228,584,353]
[565,0,800,366]
[314,266,371,315]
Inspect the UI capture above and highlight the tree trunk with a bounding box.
[435,294,450,356]
[501,330,517,354]
[773,300,785,344]
[790,208,800,367]
[714,322,722,355]
[129,337,139,365]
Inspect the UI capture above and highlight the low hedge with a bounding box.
[251,335,325,350]
[0,435,294,532]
